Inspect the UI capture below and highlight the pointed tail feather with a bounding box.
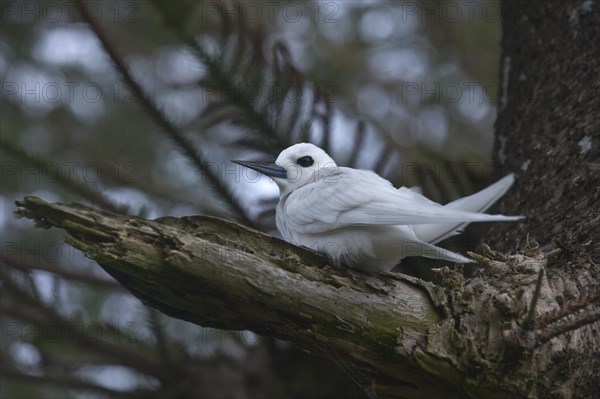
[414,174,522,243]
[444,174,516,213]
[415,241,474,263]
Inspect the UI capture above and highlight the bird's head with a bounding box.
[233,143,338,197]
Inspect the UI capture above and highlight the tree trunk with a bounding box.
[491,0,600,258]
[490,1,600,398]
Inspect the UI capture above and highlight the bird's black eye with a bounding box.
[296,156,314,167]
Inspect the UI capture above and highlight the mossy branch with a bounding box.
[14,197,599,399]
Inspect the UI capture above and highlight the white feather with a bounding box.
[414,174,516,243]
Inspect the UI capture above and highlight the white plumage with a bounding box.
[234,143,523,273]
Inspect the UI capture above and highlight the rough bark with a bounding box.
[491,1,600,259]
[488,2,600,398]
[14,196,599,399]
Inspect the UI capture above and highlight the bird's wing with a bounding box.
[414,174,517,243]
[282,168,522,234]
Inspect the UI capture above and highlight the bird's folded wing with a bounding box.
[283,169,522,234]
[414,174,517,243]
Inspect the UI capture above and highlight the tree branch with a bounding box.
[13,196,599,398]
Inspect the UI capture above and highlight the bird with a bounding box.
[233,143,523,273]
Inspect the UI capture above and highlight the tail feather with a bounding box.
[416,241,474,263]
[414,174,521,243]
[445,174,515,213]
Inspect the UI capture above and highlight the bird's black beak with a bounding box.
[232,160,287,179]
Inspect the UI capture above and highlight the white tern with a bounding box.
[233,143,523,273]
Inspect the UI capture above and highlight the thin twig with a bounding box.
[152,1,290,153]
[348,120,366,167]
[537,287,600,329]
[536,307,600,345]
[75,0,253,226]
[0,359,155,399]
[1,270,164,379]
[0,137,124,213]
[0,300,164,379]
[147,309,172,369]
[523,267,545,331]
[373,144,394,177]
[2,255,123,290]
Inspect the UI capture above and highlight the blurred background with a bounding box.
[1,1,502,397]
